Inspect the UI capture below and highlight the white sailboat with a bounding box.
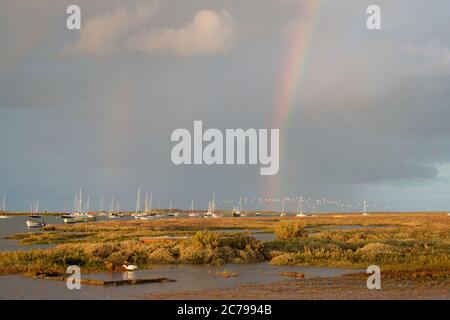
[210,194,222,218]
[64,189,87,223]
[108,196,119,218]
[98,195,107,216]
[280,198,286,217]
[188,198,200,217]
[232,197,242,217]
[82,196,95,221]
[0,194,12,219]
[26,199,47,227]
[296,197,306,217]
[29,200,41,218]
[136,190,159,220]
[168,200,179,217]
[362,199,369,216]
[65,189,95,223]
[205,193,215,217]
[134,188,142,219]
[26,218,47,228]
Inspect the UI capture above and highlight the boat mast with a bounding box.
[78,188,82,213]
[109,196,114,214]
[72,193,78,214]
[86,196,90,213]
[1,194,5,212]
[297,197,303,214]
[144,193,148,214]
[149,192,152,212]
[135,188,141,215]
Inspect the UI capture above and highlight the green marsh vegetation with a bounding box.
[1,214,449,279]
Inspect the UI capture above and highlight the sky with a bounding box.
[1,0,450,212]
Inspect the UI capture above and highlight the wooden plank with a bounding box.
[35,275,175,286]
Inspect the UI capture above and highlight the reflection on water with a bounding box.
[0,217,363,300]
[123,272,136,281]
[0,263,361,300]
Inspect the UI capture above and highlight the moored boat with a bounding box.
[0,194,13,219]
[26,219,47,228]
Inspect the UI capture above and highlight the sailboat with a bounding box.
[64,189,96,223]
[64,190,81,223]
[362,199,369,216]
[26,199,47,227]
[232,197,242,217]
[0,194,12,219]
[62,192,77,219]
[98,195,107,216]
[210,194,222,218]
[134,188,143,219]
[135,191,160,220]
[83,196,96,220]
[108,196,119,218]
[26,218,47,228]
[204,193,215,217]
[280,199,286,217]
[168,200,179,217]
[188,198,200,217]
[29,200,42,218]
[240,197,247,217]
[296,197,306,217]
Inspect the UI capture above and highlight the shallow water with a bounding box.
[0,263,361,300]
[0,215,134,252]
[0,216,60,251]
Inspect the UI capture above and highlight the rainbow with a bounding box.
[267,0,322,197]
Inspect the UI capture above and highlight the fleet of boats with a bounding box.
[0,189,395,229]
[62,189,96,223]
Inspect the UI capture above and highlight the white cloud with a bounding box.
[128,10,235,57]
[66,6,235,57]
[65,4,156,56]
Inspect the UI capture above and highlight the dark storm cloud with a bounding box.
[1,0,450,211]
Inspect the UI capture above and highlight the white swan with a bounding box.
[123,264,138,271]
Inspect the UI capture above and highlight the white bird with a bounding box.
[123,264,138,271]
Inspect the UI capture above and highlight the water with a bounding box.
[0,263,361,299]
[0,215,134,251]
[0,216,60,251]
[0,217,362,299]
